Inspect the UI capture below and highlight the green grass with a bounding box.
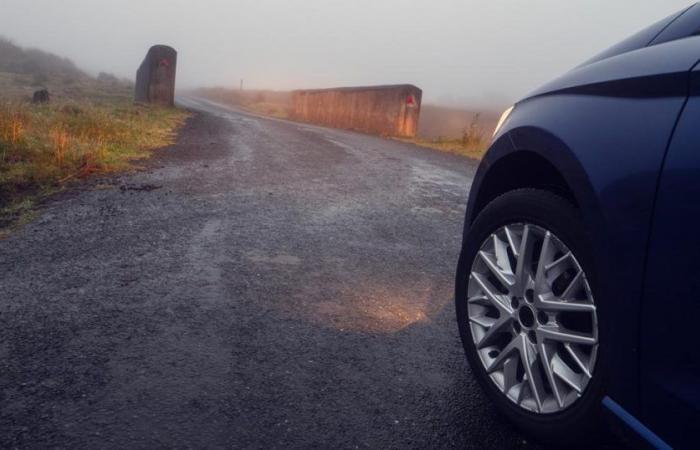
[0,37,190,233]
[0,77,189,232]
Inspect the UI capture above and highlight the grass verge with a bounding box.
[394,136,488,160]
[396,113,489,159]
[0,99,189,232]
[243,101,290,119]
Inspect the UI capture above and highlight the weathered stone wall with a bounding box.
[291,84,422,137]
[134,45,177,106]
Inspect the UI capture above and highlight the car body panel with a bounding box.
[527,35,700,100]
[651,3,700,47]
[490,93,687,415]
[583,5,693,66]
[640,66,700,449]
[462,29,700,437]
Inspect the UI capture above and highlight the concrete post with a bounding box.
[291,84,422,137]
[134,45,177,107]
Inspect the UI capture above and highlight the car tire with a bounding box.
[455,188,606,446]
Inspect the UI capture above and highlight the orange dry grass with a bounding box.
[0,110,25,146]
[50,126,69,166]
[0,100,189,222]
[395,115,489,160]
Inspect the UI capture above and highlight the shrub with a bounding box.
[462,113,485,147]
[97,72,119,83]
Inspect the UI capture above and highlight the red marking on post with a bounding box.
[159,58,170,67]
[406,95,415,105]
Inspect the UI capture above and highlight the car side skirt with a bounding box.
[602,397,672,450]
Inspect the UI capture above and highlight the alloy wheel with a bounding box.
[467,223,598,414]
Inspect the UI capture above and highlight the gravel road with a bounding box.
[0,98,546,448]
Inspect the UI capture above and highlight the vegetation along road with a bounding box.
[0,98,548,448]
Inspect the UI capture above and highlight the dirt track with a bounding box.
[0,98,545,448]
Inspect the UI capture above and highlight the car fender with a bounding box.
[463,82,690,414]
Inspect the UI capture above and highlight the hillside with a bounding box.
[0,37,188,231]
[0,37,135,102]
[0,37,86,79]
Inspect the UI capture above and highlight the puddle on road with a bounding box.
[287,276,451,334]
[409,160,467,198]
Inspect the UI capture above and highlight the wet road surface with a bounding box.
[0,98,547,448]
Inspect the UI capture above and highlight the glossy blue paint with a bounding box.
[639,65,700,448]
[583,5,693,66]
[528,35,700,99]
[602,397,672,450]
[460,5,700,448]
[651,3,700,46]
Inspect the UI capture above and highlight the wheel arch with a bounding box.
[470,150,578,221]
[464,126,600,239]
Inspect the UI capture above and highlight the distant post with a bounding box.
[134,45,177,107]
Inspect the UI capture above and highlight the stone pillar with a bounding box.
[135,45,177,106]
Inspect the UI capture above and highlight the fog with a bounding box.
[0,0,691,108]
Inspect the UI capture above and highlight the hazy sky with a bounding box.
[0,0,692,107]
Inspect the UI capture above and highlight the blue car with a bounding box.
[455,4,700,449]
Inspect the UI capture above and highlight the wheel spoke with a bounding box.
[544,251,573,279]
[516,380,529,404]
[514,224,533,290]
[538,294,596,312]
[538,342,564,408]
[502,355,519,393]
[468,315,496,328]
[564,343,593,378]
[479,250,515,288]
[486,336,521,373]
[470,273,512,315]
[552,354,585,394]
[467,294,490,306]
[560,270,583,300]
[504,225,520,258]
[522,339,545,412]
[534,231,555,291]
[477,315,513,349]
[538,326,597,346]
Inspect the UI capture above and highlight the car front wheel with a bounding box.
[455,189,605,445]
